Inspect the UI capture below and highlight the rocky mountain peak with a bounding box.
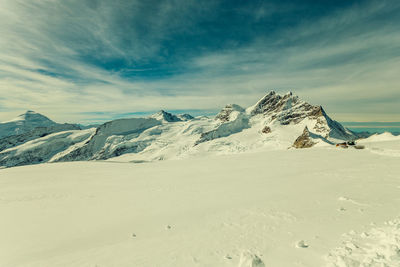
[150,110,182,122]
[177,114,194,121]
[247,90,301,116]
[303,126,310,135]
[284,91,293,96]
[293,126,315,148]
[216,104,245,122]
[308,106,326,118]
[244,91,358,140]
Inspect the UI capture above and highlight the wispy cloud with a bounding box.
[0,0,399,123]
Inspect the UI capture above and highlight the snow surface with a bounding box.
[1,138,400,266]
[358,133,400,158]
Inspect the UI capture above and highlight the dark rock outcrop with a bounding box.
[177,114,194,121]
[215,104,245,122]
[195,113,249,145]
[262,126,271,134]
[293,126,316,148]
[150,110,182,122]
[250,91,357,140]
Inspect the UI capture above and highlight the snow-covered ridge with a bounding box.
[0,92,369,168]
[0,129,94,168]
[0,123,80,150]
[150,110,182,122]
[53,118,162,162]
[0,111,57,139]
[149,110,194,122]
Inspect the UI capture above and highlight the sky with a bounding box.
[0,0,399,124]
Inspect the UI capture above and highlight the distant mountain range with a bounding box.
[0,91,370,168]
[341,122,400,135]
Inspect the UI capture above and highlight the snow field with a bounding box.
[1,142,400,266]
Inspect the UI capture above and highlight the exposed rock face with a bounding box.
[177,114,194,121]
[248,91,324,125]
[195,91,358,146]
[314,108,356,140]
[194,104,249,145]
[215,104,245,122]
[248,91,357,140]
[261,126,271,134]
[195,113,249,145]
[150,110,182,122]
[248,91,297,116]
[293,126,316,148]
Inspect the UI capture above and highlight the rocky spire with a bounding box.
[292,126,316,148]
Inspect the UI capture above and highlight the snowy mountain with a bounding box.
[150,110,182,122]
[53,118,161,162]
[0,111,83,154]
[196,91,358,147]
[0,129,94,168]
[246,91,356,140]
[0,123,82,152]
[0,111,57,138]
[177,113,194,121]
[149,110,195,122]
[0,91,363,168]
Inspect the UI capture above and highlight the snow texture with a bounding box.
[327,219,400,266]
[1,139,400,266]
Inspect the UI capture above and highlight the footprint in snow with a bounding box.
[238,251,265,267]
[296,240,309,248]
[338,196,368,206]
[225,254,232,260]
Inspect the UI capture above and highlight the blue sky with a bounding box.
[0,0,399,123]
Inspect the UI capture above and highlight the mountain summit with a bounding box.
[0,111,56,138]
[246,91,355,140]
[8,110,55,124]
[150,110,183,122]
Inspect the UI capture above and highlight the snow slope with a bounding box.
[52,118,162,162]
[0,128,95,168]
[1,138,400,266]
[0,123,81,152]
[0,111,57,138]
[358,132,400,158]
